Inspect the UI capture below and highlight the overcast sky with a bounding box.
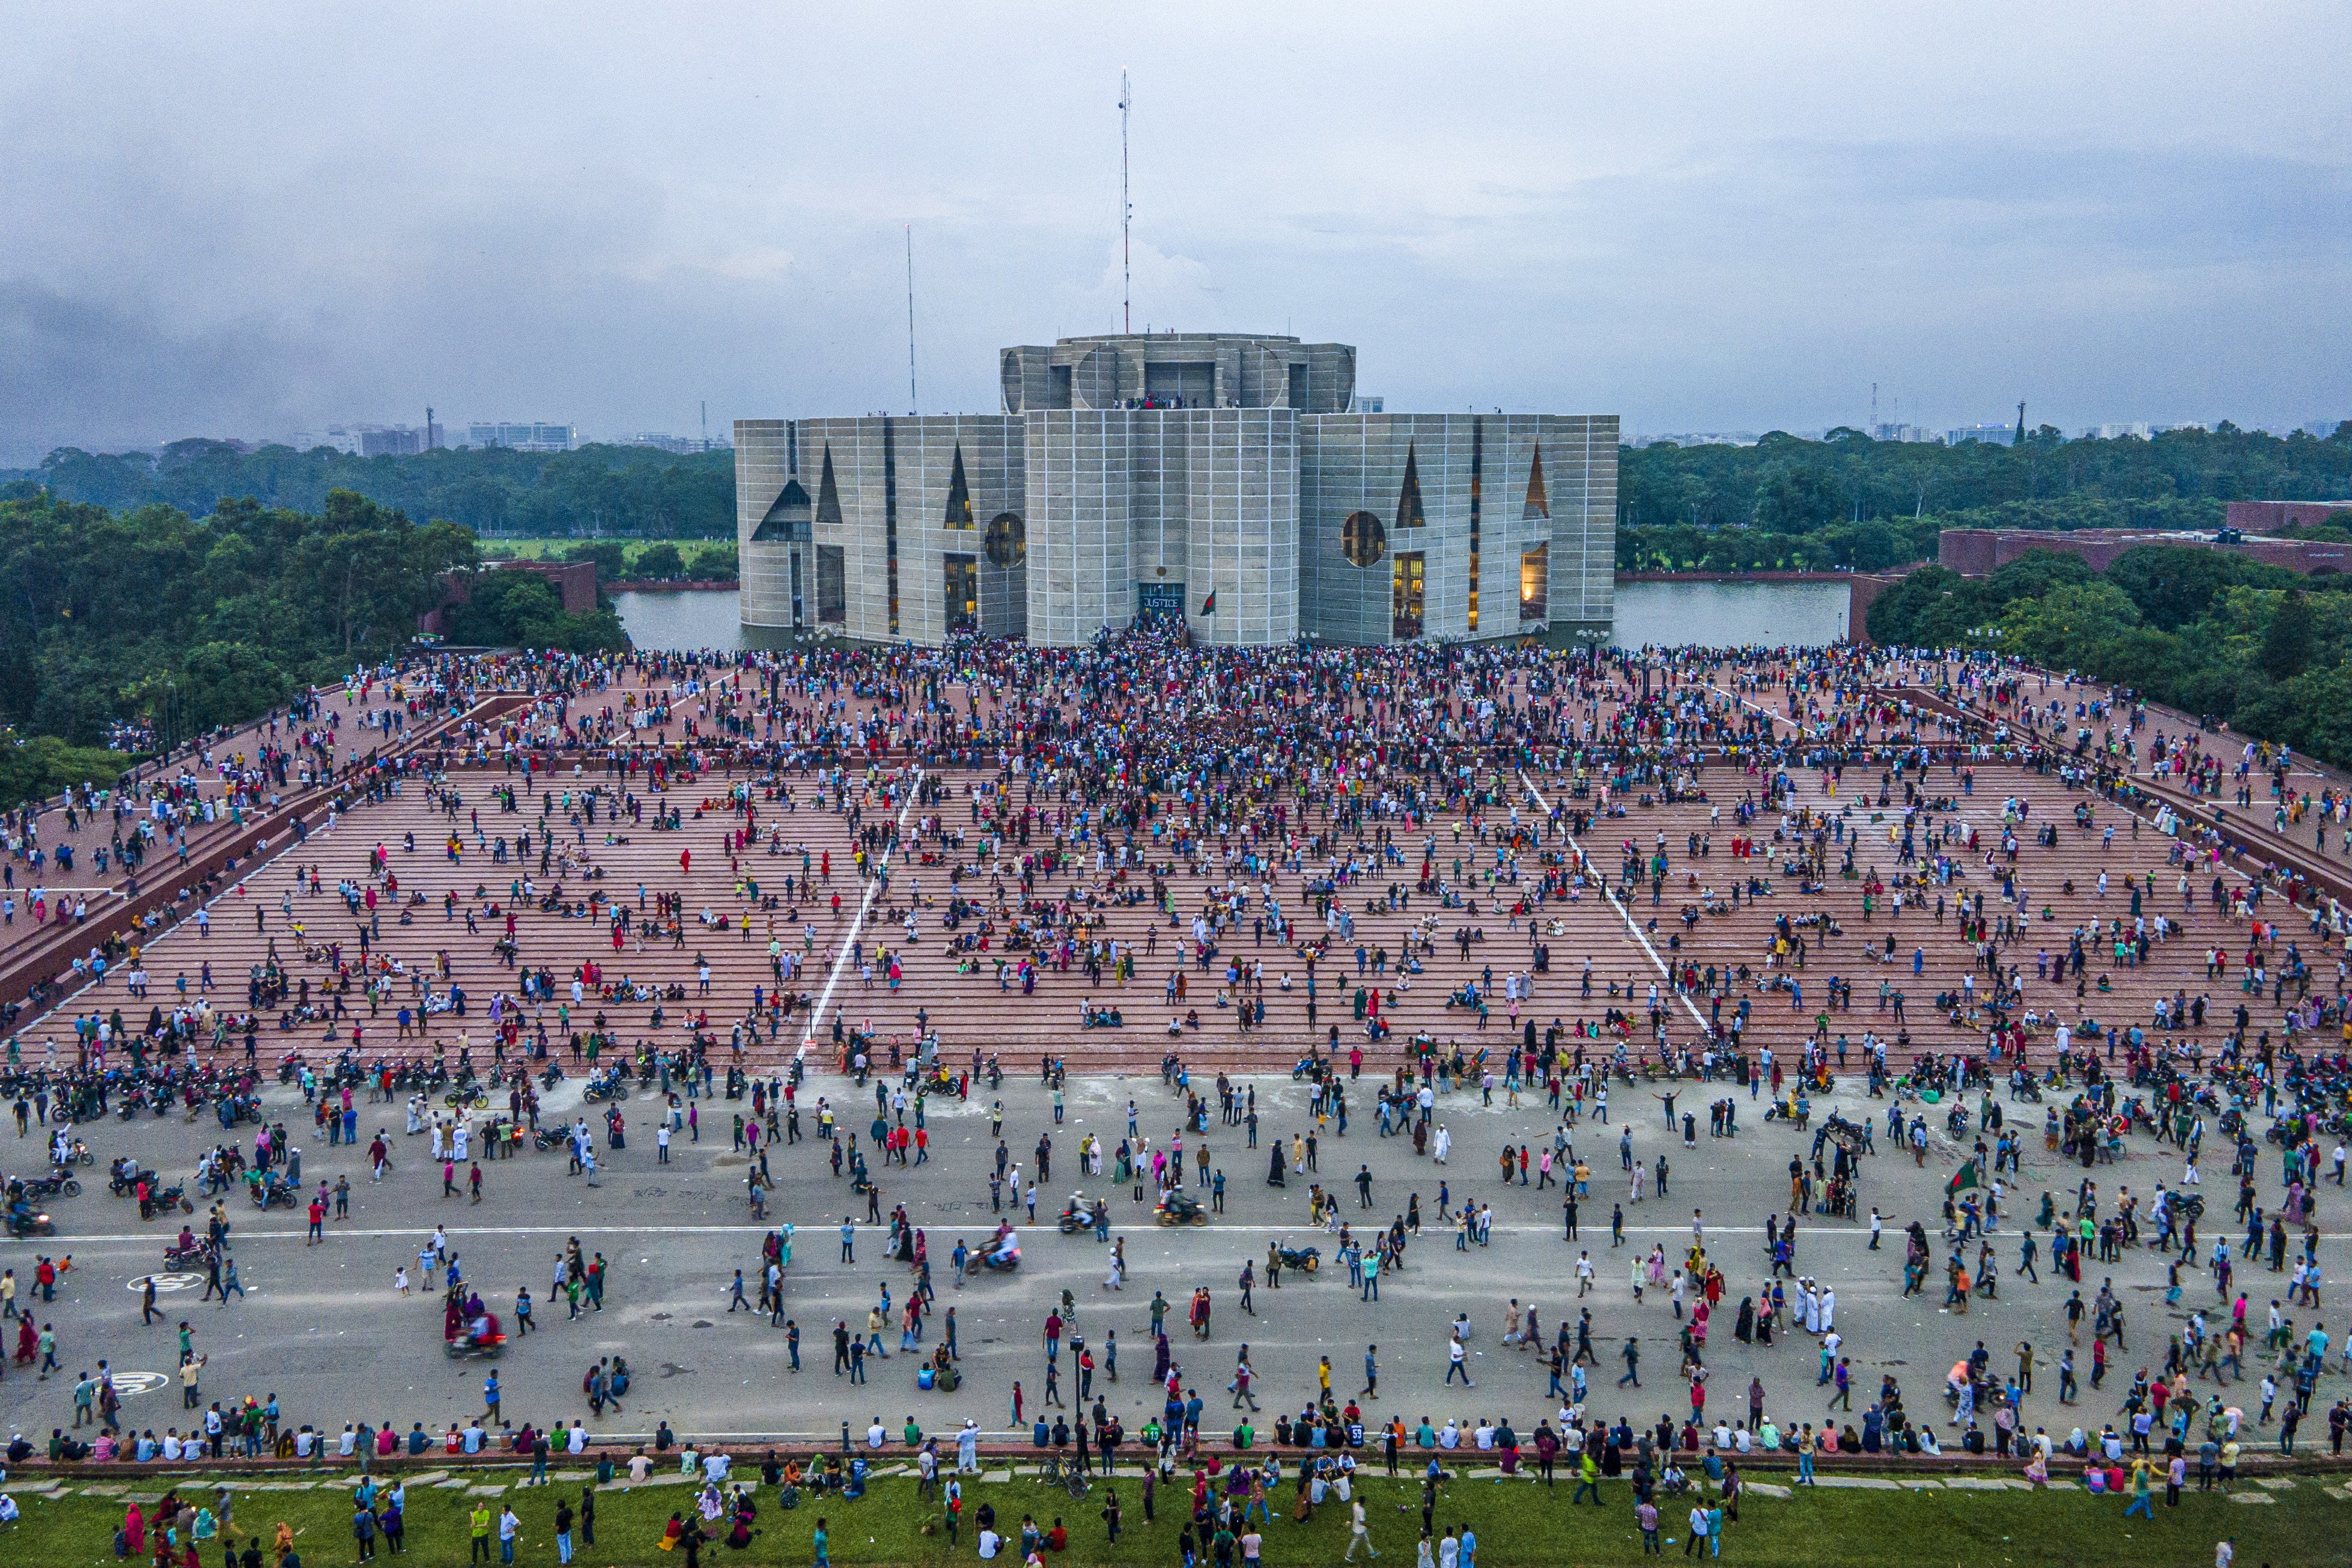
[2,2,2347,464]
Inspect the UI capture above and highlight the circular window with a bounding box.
[1341,510,1386,567]
[983,512,1026,568]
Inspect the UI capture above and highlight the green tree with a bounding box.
[631,542,685,579]
[2261,588,2317,682]
[684,542,739,580]
[562,541,630,582]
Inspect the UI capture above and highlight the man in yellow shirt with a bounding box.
[470,1502,494,1563]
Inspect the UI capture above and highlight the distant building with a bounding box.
[2082,422,2151,441]
[622,432,729,454]
[1945,423,2017,448]
[467,422,576,452]
[1870,423,1942,444]
[355,425,425,458]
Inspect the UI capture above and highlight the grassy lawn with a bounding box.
[478,539,725,563]
[0,1464,2326,1568]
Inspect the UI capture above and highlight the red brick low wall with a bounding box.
[1941,526,2352,577]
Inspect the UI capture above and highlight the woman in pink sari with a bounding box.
[124,1502,147,1556]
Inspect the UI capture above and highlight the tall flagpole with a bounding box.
[1120,69,1131,335]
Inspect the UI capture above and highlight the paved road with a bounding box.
[0,1061,2308,1456]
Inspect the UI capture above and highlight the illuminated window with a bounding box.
[944,554,979,633]
[1468,418,1483,632]
[984,512,1026,568]
[1392,552,1425,640]
[1520,544,1549,622]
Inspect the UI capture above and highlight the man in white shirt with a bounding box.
[977,1528,1002,1560]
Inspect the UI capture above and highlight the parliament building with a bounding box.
[736,331,1615,648]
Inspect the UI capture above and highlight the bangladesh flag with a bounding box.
[1947,1158,1980,1194]
[1199,591,1217,615]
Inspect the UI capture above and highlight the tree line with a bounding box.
[0,490,625,800]
[16,439,734,539]
[1868,545,2352,770]
[1620,422,2352,541]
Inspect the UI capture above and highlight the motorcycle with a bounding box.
[1155,1191,1208,1227]
[1057,1194,1105,1236]
[13,1169,79,1200]
[109,1161,160,1198]
[1269,1243,1321,1274]
[164,1238,218,1271]
[445,1316,508,1360]
[5,1207,55,1239]
[140,1183,193,1220]
[977,1238,1021,1273]
[249,1176,297,1211]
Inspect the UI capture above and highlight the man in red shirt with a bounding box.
[307,1197,326,1245]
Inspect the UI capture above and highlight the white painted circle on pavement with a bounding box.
[127,1273,205,1293]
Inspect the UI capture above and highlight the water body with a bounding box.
[1608,580,1850,649]
[615,581,1852,654]
[611,590,746,653]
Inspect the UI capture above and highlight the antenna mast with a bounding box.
[1120,69,1131,335]
[905,224,918,414]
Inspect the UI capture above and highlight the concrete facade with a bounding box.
[738,332,1616,648]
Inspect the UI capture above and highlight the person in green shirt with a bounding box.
[2124,1456,2156,1519]
[469,1502,492,1564]
[1572,1451,1602,1506]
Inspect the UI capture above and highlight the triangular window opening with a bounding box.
[1523,445,1549,522]
[814,447,843,529]
[1395,444,1426,530]
[944,446,974,528]
[752,478,812,541]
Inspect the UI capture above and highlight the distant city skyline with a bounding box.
[49,407,2335,467]
[2,4,2346,467]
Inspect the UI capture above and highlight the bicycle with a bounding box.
[1036,1455,1090,1499]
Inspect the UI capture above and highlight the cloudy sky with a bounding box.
[2,2,2347,463]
